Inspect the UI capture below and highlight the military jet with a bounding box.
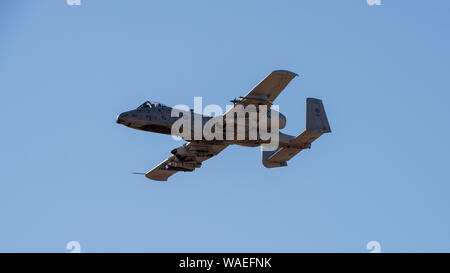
[116,70,331,181]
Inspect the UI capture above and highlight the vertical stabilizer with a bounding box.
[306,98,331,134]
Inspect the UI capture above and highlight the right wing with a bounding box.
[235,70,298,106]
[145,143,228,181]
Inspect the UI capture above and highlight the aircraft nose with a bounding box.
[116,112,128,124]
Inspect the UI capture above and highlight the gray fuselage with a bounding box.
[116,102,294,147]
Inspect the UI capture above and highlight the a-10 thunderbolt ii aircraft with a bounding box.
[116,70,331,181]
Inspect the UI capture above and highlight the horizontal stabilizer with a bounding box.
[262,98,331,168]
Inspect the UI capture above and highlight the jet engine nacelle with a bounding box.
[170,145,191,157]
[268,109,287,129]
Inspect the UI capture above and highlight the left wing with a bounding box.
[145,143,228,181]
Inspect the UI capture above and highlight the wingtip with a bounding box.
[272,70,298,77]
[145,173,168,182]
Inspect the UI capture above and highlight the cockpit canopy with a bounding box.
[137,101,167,109]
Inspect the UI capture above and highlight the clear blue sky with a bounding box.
[1,0,449,252]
